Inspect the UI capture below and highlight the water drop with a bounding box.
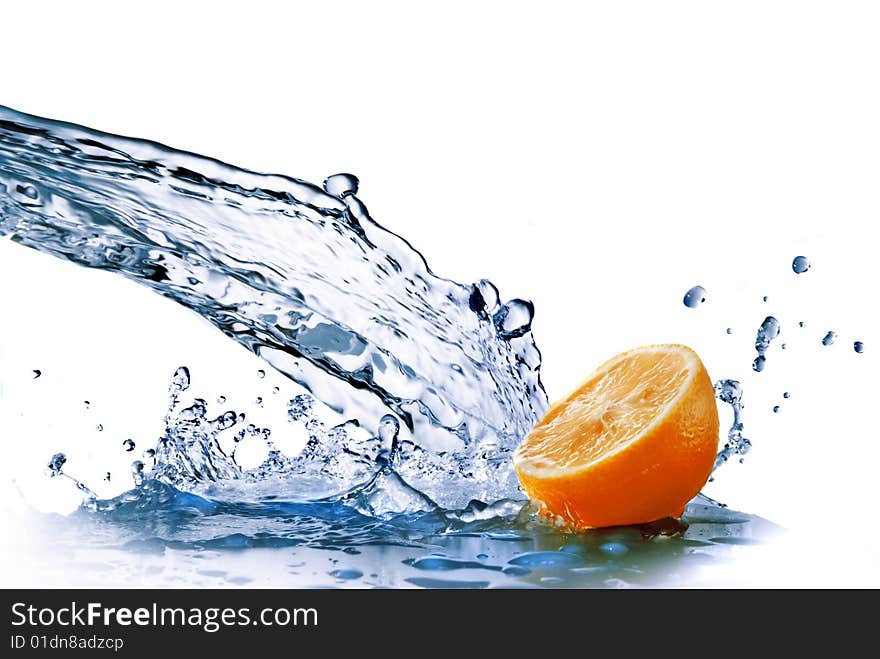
[376,414,401,467]
[96,424,103,432]
[469,279,501,316]
[32,369,41,379]
[16,183,39,199]
[84,400,91,409]
[822,331,837,346]
[773,405,780,413]
[47,452,67,476]
[217,395,226,404]
[257,369,266,379]
[272,386,280,395]
[493,299,534,338]
[762,296,769,303]
[854,341,864,354]
[255,396,263,406]
[144,448,155,459]
[323,173,359,198]
[104,472,111,482]
[783,392,790,399]
[213,411,238,431]
[713,379,751,470]
[726,328,733,335]
[799,321,806,328]
[170,366,191,394]
[683,286,707,308]
[792,255,810,274]
[123,439,135,452]
[781,343,787,350]
[477,553,489,560]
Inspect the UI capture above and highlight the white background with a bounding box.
[1,1,878,586]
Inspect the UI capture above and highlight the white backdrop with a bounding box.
[1,1,878,586]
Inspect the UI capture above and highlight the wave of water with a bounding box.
[0,105,548,510]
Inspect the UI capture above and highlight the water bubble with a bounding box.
[47,452,67,476]
[753,316,780,372]
[170,366,191,395]
[783,392,790,399]
[32,369,42,379]
[257,369,265,379]
[822,331,837,346]
[122,439,135,452]
[792,255,810,274]
[95,424,103,432]
[854,341,864,354]
[683,285,707,309]
[323,173,359,197]
[773,406,780,413]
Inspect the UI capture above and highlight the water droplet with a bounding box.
[213,411,238,431]
[104,472,111,482]
[683,285,707,308]
[726,328,733,335]
[323,173,359,197]
[493,299,534,338]
[122,439,135,452]
[16,183,39,199]
[753,316,780,372]
[170,366,191,394]
[773,405,780,413]
[84,400,91,409]
[783,392,790,399]
[781,343,787,350]
[762,296,769,303]
[143,448,155,459]
[469,279,501,316]
[822,331,837,346]
[47,452,67,476]
[792,255,810,274]
[32,369,42,379]
[96,424,103,432]
[799,321,806,328]
[217,395,226,404]
[713,379,751,471]
[854,341,864,354]
[272,386,280,395]
[257,369,266,379]
[255,396,263,406]
[180,399,208,420]
[477,553,489,560]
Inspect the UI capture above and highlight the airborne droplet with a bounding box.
[683,286,707,309]
[792,255,810,274]
[822,331,837,346]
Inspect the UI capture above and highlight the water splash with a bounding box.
[752,316,780,372]
[713,379,751,471]
[0,106,548,509]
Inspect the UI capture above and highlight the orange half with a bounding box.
[513,344,719,528]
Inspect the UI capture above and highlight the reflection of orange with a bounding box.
[513,345,718,529]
